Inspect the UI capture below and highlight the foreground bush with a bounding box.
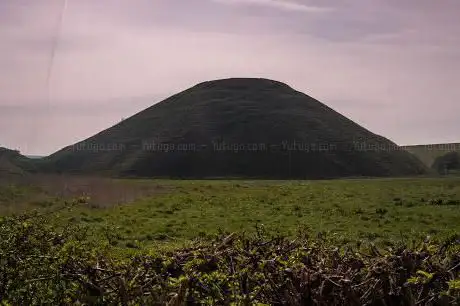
[0,208,459,305]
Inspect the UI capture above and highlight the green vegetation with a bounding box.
[1,175,460,304]
[41,78,427,178]
[3,176,460,250]
[1,207,459,305]
[69,178,460,251]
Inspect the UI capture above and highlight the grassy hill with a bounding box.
[403,143,460,167]
[43,78,427,178]
[0,147,36,176]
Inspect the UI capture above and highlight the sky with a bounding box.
[1,0,459,156]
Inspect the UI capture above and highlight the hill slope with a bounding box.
[43,78,427,178]
[403,143,460,167]
[0,148,36,176]
[431,151,460,174]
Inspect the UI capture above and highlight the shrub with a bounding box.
[0,206,459,305]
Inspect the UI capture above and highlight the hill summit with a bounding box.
[44,78,427,178]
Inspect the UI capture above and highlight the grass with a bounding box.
[1,175,460,250]
[1,175,460,304]
[1,176,451,251]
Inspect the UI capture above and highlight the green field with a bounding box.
[2,175,460,304]
[2,175,460,250]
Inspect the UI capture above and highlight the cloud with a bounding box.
[211,0,331,13]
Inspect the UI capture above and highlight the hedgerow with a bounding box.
[0,203,459,305]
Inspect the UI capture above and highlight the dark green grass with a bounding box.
[42,177,460,250]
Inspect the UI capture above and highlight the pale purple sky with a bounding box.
[1,0,459,155]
